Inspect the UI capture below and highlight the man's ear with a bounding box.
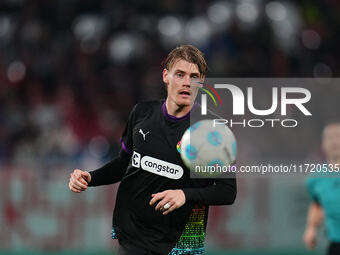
[163,68,169,84]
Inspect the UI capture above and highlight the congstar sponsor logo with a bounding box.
[132,152,183,179]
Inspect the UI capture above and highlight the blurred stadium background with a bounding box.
[0,0,339,254]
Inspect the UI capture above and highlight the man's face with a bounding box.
[163,59,203,107]
[322,123,340,161]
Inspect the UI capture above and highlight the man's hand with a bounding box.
[303,202,323,250]
[303,226,317,250]
[69,169,91,193]
[149,189,186,215]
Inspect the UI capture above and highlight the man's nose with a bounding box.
[183,75,191,86]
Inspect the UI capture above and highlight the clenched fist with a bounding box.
[69,169,91,193]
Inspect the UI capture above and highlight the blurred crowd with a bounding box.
[0,0,339,171]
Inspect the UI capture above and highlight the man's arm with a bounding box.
[150,177,236,215]
[303,202,324,250]
[69,104,137,192]
[68,150,131,192]
[88,150,131,186]
[182,178,237,205]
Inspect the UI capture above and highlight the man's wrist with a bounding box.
[179,189,186,203]
[306,225,317,231]
[87,172,92,183]
[87,171,95,186]
[181,188,195,203]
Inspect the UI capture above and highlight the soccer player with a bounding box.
[68,45,237,255]
[303,121,340,255]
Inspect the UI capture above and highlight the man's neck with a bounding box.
[165,99,193,118]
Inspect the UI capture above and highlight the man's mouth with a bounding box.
[179,90,191,96]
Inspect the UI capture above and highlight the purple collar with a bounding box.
[161,101,197,121]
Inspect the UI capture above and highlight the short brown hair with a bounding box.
[162,44,208,77]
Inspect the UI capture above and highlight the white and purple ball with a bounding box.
[180,119,237,170]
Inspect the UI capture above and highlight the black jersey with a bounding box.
[112,100,236,254]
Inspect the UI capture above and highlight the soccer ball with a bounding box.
[180,119,237,173]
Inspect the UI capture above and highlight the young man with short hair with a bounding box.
[69,45,237,255]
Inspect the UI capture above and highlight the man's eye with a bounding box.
[191,77,200,83]
[176,73,183,77]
